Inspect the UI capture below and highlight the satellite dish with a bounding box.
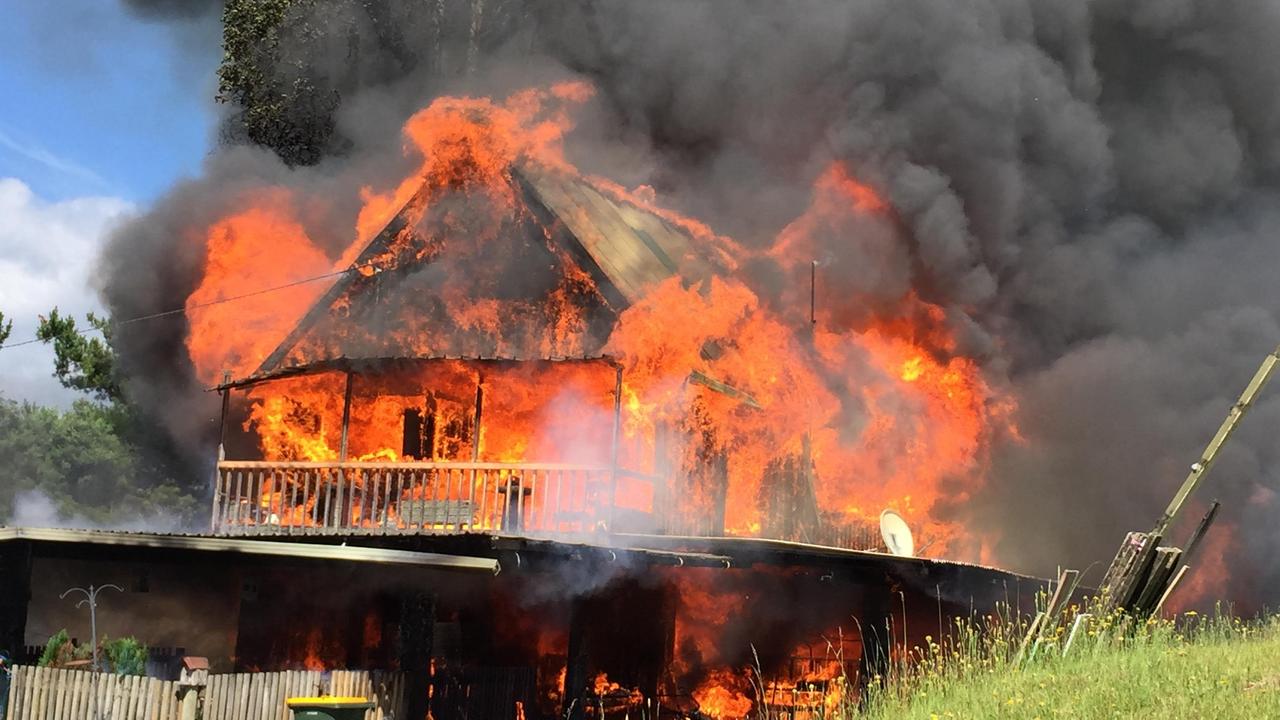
[880,509,915,557]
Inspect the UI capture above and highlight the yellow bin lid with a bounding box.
[286,697,373,709]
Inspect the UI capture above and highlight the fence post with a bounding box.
[178,658,209,720]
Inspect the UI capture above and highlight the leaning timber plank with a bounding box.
[1152,565,1192,618]
[1133,546,1182,617]
[1014,612,1046,667]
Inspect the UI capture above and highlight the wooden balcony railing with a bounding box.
[211,461,620,536]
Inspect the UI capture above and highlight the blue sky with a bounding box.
[0,2,219,404]
[0,1,217,203]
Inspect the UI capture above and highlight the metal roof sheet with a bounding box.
[0,526,499,573]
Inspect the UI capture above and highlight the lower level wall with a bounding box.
[25,555,241,672]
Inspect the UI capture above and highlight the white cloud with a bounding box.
[0,178,134,405]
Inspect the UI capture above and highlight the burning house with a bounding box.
[2,85,1043,720]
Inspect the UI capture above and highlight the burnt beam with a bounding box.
[399,592,435,720]
[563,594,589,720]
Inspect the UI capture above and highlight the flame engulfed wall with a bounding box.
[188,82,1015,554]
[229,554,1000,720]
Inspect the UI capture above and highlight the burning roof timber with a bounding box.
[223,164,717,390]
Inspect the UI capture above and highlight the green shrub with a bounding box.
[37,629,90,668]
[37,629,69,667]
[102,637,148,676]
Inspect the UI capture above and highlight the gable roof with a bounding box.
[240,165,716,384]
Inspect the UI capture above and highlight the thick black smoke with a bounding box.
[101,0,1280,607]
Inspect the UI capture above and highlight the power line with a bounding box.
[0,263,374,351]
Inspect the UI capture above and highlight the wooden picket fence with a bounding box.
[5,668,406,720]
[5,666,182,720]
[203,670,405,720]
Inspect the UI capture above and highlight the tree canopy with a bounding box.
[36,309,121,402]
[0,308,200,528]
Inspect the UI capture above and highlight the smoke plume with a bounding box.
[100,0,1280,607]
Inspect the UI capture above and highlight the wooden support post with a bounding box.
[608,363,623,528]
[468,377,484,516]
[471,377,484,463]
[339,372,355,462]
[218,371,232,452]
[211,371,232,533]
[563,595,590,720]
[334,372,354,530]
[397,593,434,720]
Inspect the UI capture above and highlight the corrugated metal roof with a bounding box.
[0,527,499,573]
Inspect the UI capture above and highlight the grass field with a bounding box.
[856,612,1280,719]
